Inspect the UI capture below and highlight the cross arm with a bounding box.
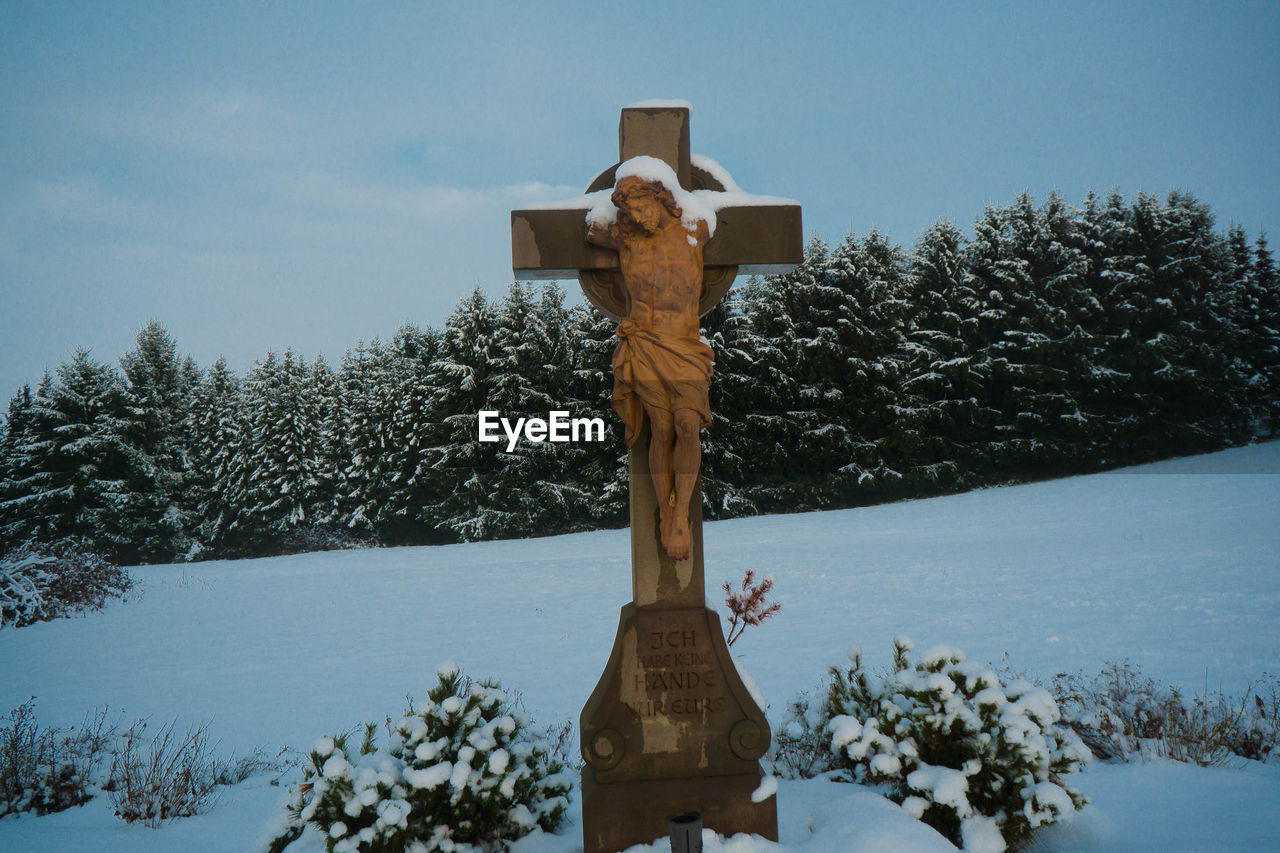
[511,201,803,279]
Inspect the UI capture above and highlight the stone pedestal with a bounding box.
[578,428,777,853]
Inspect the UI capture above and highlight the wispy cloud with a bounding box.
[29,176,169,230]
[87,89,305,164]
[269,169,579,222]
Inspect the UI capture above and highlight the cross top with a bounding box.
[511,102,802,322]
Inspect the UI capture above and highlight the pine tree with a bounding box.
[895,219,991,490]
[1030,191,1103,470]
[700,284,769,519]
[185,357,243,556]
[564,302,628,528]
[309,354,343,530]
[1118,191,1244,458]
[380,323,443,543]
[1248,234,1280,434]
[425,289,506,542]
[20,351,133,557]
[529,283,597,533]
[825,230,912,502]
[334,340,398,538]
[0,384,38,552]
[739,241,825,512]
[117,321,190,562]
[226,350,322,552]
[484,282,560,537]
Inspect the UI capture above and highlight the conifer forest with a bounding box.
[2,189,1277,564]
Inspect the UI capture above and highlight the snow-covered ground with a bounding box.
[1,441,1278,851]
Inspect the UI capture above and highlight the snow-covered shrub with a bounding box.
[824,637,1088,852]
[0,700,117,818]
[269,662,572,852]
[277,525,375,556]
[2,700,265,824]
[108,719,220,826]
[768,689,837,779]
[1,541,133,628]
[1052,661,1279,765]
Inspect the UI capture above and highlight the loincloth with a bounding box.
[611,318,713,448]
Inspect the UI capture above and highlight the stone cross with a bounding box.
[510,103,801,853]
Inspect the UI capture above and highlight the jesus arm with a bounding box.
[587,219,620,250]
[692,219,711,248]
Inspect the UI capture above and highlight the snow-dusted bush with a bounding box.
[269,662,572,853]
[0,700,118,818]
[1052,661,1279,765]
[1,542,133,628]
[768,689,837,780]
[277,525,375,557]
[3,699,273,824]
[107,719,221,826]
[824,637,1088,852]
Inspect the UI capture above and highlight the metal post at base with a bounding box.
[668,812,703,853]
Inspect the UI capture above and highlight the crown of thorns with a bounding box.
[612,175,681,217]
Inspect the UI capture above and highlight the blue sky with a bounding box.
[2,1,1278,399]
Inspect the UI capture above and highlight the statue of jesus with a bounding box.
[587,174,713,561]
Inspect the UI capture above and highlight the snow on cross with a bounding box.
[510,102,802,321]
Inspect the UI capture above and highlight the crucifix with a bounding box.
[511,102,801,853]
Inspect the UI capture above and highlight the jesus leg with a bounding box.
[646,408,677,554]
[667,408,702,561]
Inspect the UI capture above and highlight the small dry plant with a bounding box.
[108,719,219,826]
[1052,661,1279,766]
[767,689,836,779]
[540,717,583,771]
[0,700,120,817]
[722,569,781,646]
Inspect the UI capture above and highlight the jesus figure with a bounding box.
[587,173,713,561]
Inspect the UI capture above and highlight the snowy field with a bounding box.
[1,441,1278,851]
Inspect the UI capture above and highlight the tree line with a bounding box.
[1,188,1276,564]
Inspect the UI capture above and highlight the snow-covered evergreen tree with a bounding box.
[564,302,628,528]
[895,219,993,490]
[740,238,833,511]
[484,282,562,536]
[700,286,763,518]
[0,383,40,552]
[530,283,598,533]
[333,340,399,537]
[379,323,443,543]
[1114,192,1247,459]
[964,194,1084,475]
[425,289,506,542]
[116,321,190,562]
[308,354,343,530]
[225,350,323,552]
[10,352,132,557]
[1247,234,1280,434]
[184,357,243,557]
[824,230,912,502]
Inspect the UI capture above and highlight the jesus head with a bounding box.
[612,175,681,237]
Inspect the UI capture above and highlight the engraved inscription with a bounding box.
[623,623,728,720]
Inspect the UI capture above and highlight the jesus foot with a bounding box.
[659,507,675,556]
[667,516,690,561]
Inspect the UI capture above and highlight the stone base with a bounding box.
[581,766,777,853]
[579,603,777,853]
